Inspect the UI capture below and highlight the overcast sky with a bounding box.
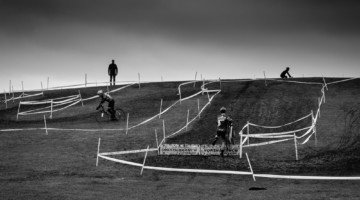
[1,0,360,91]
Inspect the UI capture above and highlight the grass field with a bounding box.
[1,78,360,199]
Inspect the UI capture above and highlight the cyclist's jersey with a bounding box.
[99,93,114,104]
[217,113,232,132]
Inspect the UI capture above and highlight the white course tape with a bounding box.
[247,126,312,137]
[165,91,221,139]
[242,138,293,147]
[99,154,252,175]
[249,112,312,129]
[327,77,359,85]
[254,173,360,180]
[98,154,145,167]
[128,100,180,130]
[143,166,252,175]
[97,146,360,180]
[99,148,158,156]
[271,79,324,85]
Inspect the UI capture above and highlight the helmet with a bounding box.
[220,107,226,112]
[97,90,103,95]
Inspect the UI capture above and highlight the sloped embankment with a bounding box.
[150,78,360,175]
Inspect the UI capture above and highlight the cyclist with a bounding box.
[96,90,117,120]
[280,67,292,78]
[212,106,233,157]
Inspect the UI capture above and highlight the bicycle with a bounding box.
[96,104,127,122]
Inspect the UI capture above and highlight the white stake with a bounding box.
[239,130,243,158]
[44,115,48,135]
[219,77,222,89]
[294,133,298,161]
[155,129,159,148]
[4,90,8,109]
[41,82,43,92]
[21,81,24,95]
[17,101,21,120]
[163,120,166,144]
[50,100,53,119]
[78,90,84,106]
[247,121,250,145]
[126,113,129,134]
[159,98,163,119]
[96,138,101,167]
[186,109,189,131]
[246,153,256,181]
[140,145,150,175]
[314,126,317,147]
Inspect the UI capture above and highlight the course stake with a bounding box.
[140,145,150,175]
[163,120,166,144]
[239,130,243,158]
[155,129,159,148]
[44,115,48,135]
[246,153,256,181]
[96,138,101,167]
[294,133,298,160]
[159,98,163,119]
[126,113,129,134]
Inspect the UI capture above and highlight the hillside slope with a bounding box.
[154,78,360,175]
[1,78,359,176]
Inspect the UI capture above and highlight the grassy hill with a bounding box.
[1,78,360,199]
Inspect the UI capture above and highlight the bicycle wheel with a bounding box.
[115,108,127,121]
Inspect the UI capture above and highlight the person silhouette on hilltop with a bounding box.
[280,67,292,79]
[108,60,118,86]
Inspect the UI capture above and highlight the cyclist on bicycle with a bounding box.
[96,90,117,120]
[212,106,233,157]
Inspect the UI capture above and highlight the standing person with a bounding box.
[280,67,292,78]
[108,59,118,86]
[212,107,233,157]
[96,90,117,120]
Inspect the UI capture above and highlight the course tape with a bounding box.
[1,82,218,133]
[249,112,313,129]
[97,147,360,180]
[243,138,293,147]
[1,92,44,103]
[98,154,252,175]
[162,90,221,144]
[237,80,329,148]
[254,173,360,180]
